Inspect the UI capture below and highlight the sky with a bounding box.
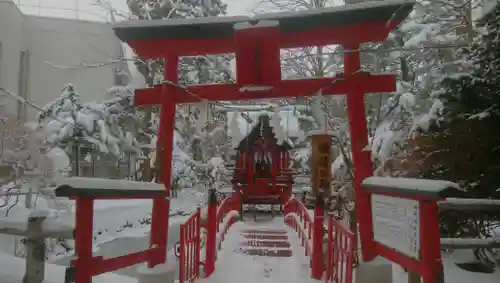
[15,0,260,21]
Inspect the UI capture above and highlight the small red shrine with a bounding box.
[232,115,294,205]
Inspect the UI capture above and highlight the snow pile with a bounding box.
[0,251,137,283]
[0,204,72,235]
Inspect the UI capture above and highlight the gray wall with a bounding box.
[0,0,24,113]
[0,0,122,122]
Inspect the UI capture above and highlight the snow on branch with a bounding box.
[37,84,143,158]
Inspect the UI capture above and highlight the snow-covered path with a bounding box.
[200,218,318,283]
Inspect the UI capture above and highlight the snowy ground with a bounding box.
[0,251,136,283]
[198,217,320,283]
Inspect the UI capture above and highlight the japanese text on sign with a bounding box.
[371,194,420,259]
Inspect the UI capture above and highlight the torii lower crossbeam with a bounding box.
[135,72,396,105]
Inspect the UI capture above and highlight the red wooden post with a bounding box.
[344,43,376,262]
[242,152,246,169]
[311,196,325,279]
[194,207,201,279]
[248,152,254,185]
[279,151,283,170]
[258,24,281,86]
[236,152,242,168]
[179,224,186,283]
[205,189,218,277]
[233,25,259,87]
[420,201,444,283]
[148,55,178,267]
[74,197,94,283]
[272,150,277,189]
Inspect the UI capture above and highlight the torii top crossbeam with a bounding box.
[114,0,414,106]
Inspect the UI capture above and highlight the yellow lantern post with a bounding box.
[307,129,334,278]
[308,130,334,199]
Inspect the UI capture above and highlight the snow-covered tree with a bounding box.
[399,4,500,194]
[127,0,232,86]
[37,84,142,160]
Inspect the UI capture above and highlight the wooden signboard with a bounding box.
[310,134,333,198]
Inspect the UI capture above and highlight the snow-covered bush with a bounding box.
[38,84,142,159]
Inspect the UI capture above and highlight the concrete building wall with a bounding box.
[0,0,24,114]
[22,15,122,121]
[0,0,122,122]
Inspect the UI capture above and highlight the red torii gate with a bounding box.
[114,0,414,270]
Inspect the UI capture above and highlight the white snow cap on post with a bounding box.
[229,110,244,148]
[270,108,287,145]
[362,177,459,200]
[362,177,459,191]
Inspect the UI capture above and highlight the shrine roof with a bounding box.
[236,115,294,152]
[114,0,415,42]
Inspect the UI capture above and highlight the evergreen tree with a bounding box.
[399,5,500,241]
[421,5,500,196]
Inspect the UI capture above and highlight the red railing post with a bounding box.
[205,189,218,277]
[148,197,169,267]
[74,197,94,283]
[179,224,186,283]
[194,207,201,279]
[420,201,444,283]
[232,190,241,212]
[312,196,325,280]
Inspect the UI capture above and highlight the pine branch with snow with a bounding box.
[38,84,143,160]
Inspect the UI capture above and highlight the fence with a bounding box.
[54,177,167,283]
[0,215,74,283]
[284,198,313,258]
[179,208,201,283]
[178,191,240,283]
[359,177,455,283]
[325,215,355,283]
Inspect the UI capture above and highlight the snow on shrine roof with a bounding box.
[114,0,415,42]
[227,110,300,138]
[235,115,294,151]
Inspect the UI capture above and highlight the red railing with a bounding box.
[54,178,170,283]
[179,193,240,282]
[284,198,313,259]
[179,208,201,283]
[216,195,240,249]
[325,215,355,283]
[284,197,355,282]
